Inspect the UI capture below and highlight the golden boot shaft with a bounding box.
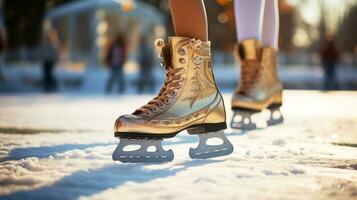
[232,39,283,111]
[115,37,226,137]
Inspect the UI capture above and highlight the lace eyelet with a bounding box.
[175,76,183,82]
[179,58,186,64]
[159,104,164,108]
[178,48,185,55]
[152,108,159,112]
[164,100,170,104]
[144,112,150,116]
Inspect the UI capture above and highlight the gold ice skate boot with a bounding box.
[112,37,233,163]
[230,39,284,130]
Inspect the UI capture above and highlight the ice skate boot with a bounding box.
[113,37,233,163]
[230,39,283,130]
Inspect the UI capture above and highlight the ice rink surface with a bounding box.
[0,91,356,200]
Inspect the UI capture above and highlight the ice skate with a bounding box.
[113,37,233,163]
[231,39,283,130]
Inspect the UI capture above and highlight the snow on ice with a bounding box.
[0,91,357,200]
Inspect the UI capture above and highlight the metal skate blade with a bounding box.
[230,120,257,130]
[230,111,257,130]
[189,131,234,159]
[267,108,284,126]
[267,117,284,126]
[112,139,174,163]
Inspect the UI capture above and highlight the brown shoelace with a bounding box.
[238,60,261,94]
[134,67,183,117]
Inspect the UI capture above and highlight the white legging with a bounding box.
[234,0,279,48]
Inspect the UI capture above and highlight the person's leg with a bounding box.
[169,0,208,41]
[137,72,144,94]
[261,0,279,48]
[118,67,125,93]
[0,54,5,82]
[326,63,335,90]
[330,64,338,90]
[323,64,329,90]
[49,62,58,91]
[43,62,50,92]
[106,68,115,93]
[234,0,264,41]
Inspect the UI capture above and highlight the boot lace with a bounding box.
[238,60,261,94]
[134,62,183,117]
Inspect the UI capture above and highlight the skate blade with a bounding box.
[112,139,174,163]
[267,117,284,126]
[230,111,257,131]
[230,112,257,130]
[230,120,257,130]
[267,107,284,126]
[189,131,234,159]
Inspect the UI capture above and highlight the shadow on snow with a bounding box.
[1,159,225,200]
[0,143,114,162]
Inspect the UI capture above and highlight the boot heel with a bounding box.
[187,122,227,135]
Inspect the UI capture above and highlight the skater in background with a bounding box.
[41,28,59,92]
[137,35,155,93]
[230,0,284,130]
[105,33,128,94]
[320,33,340,91]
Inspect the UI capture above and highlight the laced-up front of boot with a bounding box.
[134,66,184,118]
[131,39,184,119]
[237,60,261,95]
[234,39,262,96]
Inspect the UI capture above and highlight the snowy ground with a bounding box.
[0,91,357,200]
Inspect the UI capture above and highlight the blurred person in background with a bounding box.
[137,35,155,93]
[105,33,128,94]
[41,28,59,92]
[320,33,340,90]
[0,28,6,82]
[354,45,357,67]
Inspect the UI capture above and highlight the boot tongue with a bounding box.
[132,42,173,116]
[237,39,261,95]
[238,39,260,61]
[161,45,172,70]
[168,36,191,70]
